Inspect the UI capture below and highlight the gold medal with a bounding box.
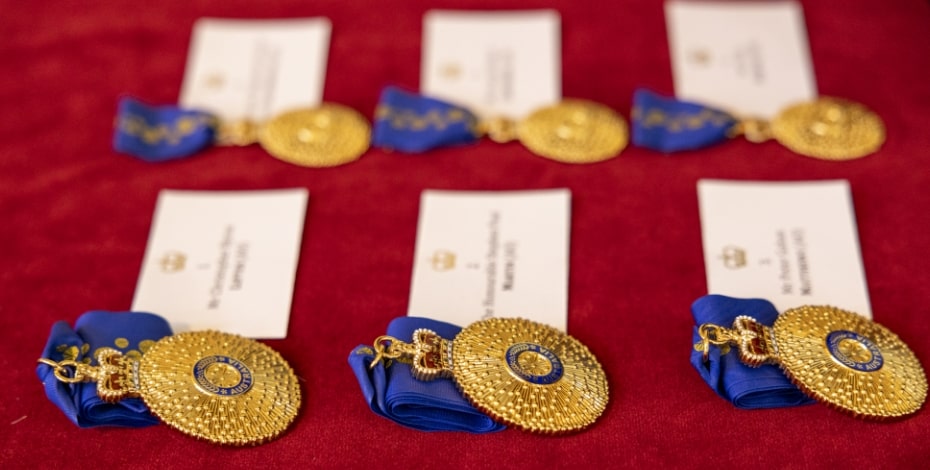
[373,86,626,163]
[735,97,885,160]
[480,100,628,164]
[260,104,371,167]
[697,306,927,419]
[39,331,301,445]
[515,100,628,163]
[216,103,371,167]
[369,317,609,433]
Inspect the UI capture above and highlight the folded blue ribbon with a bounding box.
[37,311,173,427]
[348,317,505,433]
[631,89,738,153]
[371,87,481,153]
[690,295,815,409]
[113,97,216,162]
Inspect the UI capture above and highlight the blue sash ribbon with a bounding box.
[37,311,173,427]
[371,87,481,153]
[348,317,505,433]
[690,295,815,409]
[631,89,738,153]
[113,97,216,162]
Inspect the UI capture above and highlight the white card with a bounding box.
[698,180,871,318]
[179,17,331,122]
[132,189,309,338]
[421,10,561,119]
[408,189,570,331]
[665,1,817,118]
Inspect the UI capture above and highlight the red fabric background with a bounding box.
[3,0,930,467]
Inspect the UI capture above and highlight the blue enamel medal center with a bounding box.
[505,343,564,385]
[193,355,254,396]
[826,330,883,372]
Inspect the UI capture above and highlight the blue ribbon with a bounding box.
[348,317,505,433]
[113,97,216,162]
[371,87,481,153]
[690,295,815,409]
[37,311,173,427]
[631,89,738,153]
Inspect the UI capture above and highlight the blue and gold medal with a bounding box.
[372,87,627,163]
[222,104,371,167]
[632,89,885,160]
[114,97,370,167]
[369,317,609,433]
[39,330,301,445]
[697,305,927,419]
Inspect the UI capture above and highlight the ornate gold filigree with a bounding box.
[40,331,301,445]
[260,104,370,167]
[699,306,927,419]
[370,318,609,434]
[517,100,628,163]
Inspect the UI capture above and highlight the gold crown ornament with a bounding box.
[39,331,301,445]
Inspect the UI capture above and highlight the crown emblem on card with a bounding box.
[203,73,226,90]
[429,250,456,271]
[439,63,463,81]
[719,246,746,269]
[688,49,712,66]
[158,251,187,273]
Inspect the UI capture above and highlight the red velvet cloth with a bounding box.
[3,0,930,467]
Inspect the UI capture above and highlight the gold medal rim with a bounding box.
[773,306,927,419]
[138,331,302,445]
[450,318,609,434]
[259,104,371,167]
[517,99,628,164]
[770,97,886,161]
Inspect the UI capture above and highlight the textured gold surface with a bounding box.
[774,306,927,419]
[771,98,885,160]
[451,318,609,433]
[259,104,370,167]
[139,331,301,445]
[215,120,260,146]
[517,99,627,163]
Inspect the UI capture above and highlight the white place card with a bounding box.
[179,17,331,122]
[665,1,817,118]
[421,10,561,119]
[132,189,309,338]
[697,180,872,318]
[408,189,570,331]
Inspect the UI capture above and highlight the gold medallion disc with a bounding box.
[773,306,927,419]
[770,98,885,160]
[451,318,609,433]
[259,104,371,167]
[138,331,302,445]
[517,99,628,164]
